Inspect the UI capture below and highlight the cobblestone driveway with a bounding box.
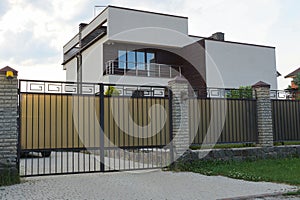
[0,170,297,200]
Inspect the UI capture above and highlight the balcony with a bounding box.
[105,60,182,78]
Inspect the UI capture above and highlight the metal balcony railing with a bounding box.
[105,60,182,78]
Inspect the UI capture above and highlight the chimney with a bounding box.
[210,32,225,41]
[79,23,88,32]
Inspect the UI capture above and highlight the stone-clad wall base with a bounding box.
[178,146,300,163]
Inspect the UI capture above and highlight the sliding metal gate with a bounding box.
[18,80,173,177]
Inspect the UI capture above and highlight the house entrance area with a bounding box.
[18,80,173,177]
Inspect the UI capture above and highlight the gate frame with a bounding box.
[17,79,174,177]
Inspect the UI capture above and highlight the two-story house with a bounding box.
[62,5,278,93]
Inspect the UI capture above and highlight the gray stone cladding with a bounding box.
[0,68,18,176]
[168,76,190,159]
[252,81,274,147]
[179,145,300,163]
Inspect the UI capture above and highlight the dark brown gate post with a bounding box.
[99,83,105,172]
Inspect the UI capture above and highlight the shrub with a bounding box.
[226,86,253,99]
[293,72,300,87]
[104,86,120,96]
[0,167,20,186]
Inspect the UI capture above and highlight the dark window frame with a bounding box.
[117,49,156,70]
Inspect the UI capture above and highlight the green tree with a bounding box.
[293,72,300,88]
[293,72,300,100]
[104,86,120,96]
[226,86,253,99]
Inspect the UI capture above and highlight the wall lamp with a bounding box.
[6,70,14,80]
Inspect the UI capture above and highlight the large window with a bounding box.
[136,51,145,70]
[146,52,155,75]
[146,52,155,64]
[127,51,136,69]
[117,50,155,70]
[118,50,126,69]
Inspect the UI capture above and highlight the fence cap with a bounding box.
[252,81,270,89]
[0,66,18,76]
[168,75,188,84]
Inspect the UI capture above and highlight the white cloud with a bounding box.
[0,0,91,81]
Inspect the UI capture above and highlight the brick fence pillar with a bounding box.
[168,76,190,159]
[252,81,274,147]
[0,66,19,177]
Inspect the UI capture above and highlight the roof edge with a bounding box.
[204,38,275,49]
[284,67,300,78]
[107,5,188,19]
[252,81,271,88]
[62,32,107,66]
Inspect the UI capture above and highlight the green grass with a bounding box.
[190,141,300,150]
[190,143,256,150]
[284,189,300,196]
[0,168,20,187]
[169,157,300,186]
[274,141,300,146]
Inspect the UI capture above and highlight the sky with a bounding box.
[0,0,299,89]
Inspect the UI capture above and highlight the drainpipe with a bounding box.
[77,23,87,94]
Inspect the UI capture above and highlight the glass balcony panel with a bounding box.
[127,51,136,69]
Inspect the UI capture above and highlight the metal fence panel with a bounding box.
[189,98,258,145]
[272,100,300,142]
